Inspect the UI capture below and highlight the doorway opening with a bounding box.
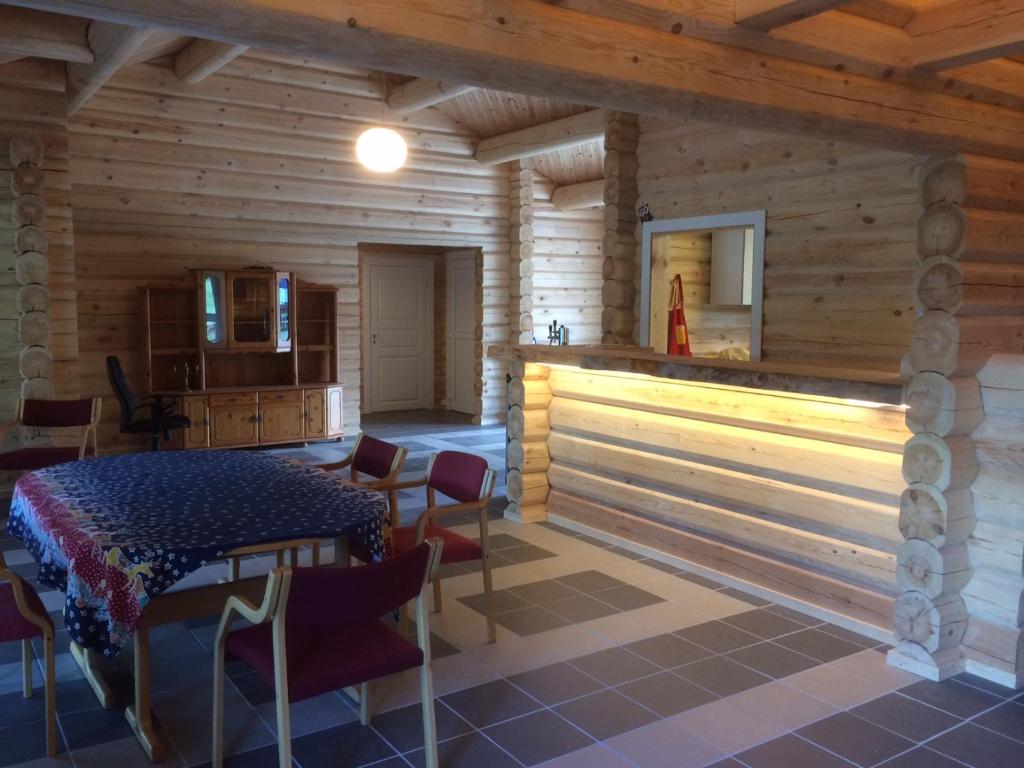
[358,244,482,424]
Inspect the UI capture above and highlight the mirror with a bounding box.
[640,211,765,362]
[203,271,226,347]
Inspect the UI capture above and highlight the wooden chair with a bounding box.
[0,550,57,756]
[213,539,444,768]
[356,450,498,644]
[315,433,408,526]
[0,397,101,473]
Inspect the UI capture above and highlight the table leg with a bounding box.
[70,642,116,710]
[124,625,167,762]
[334,536,349,566]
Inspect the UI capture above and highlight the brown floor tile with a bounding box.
[737,733,855,768]
[568,647,661,686]
[484,710,594,766]
[775,628,866,663]
[675,571,724,589]
[674,655,772,697]
[495,605,570,636]
[928,722,1024,768]
[674,620,762,653]
[556,571,628,594]
[546,594,621,623]
[457,589,530,615]
[508,579,581,605]
[554,689,659,741]
[797,712,916,767]
[763,605,823,627]
[717,587,771,607]
[405,731,519,768]
[727,642,821,679]
[592,584,665,611]
[617,671,717,717]
[899,679,1003,718]
[876,747,964,767]
[624,633,712,669]
[507,662,605,706]
[440,679,542,728]
[850,692,960,742]
[952,672,1020,699]
[499,544,558,564]
[973,701,1024,743]
[722,609,807,639]
[815,623,881,648]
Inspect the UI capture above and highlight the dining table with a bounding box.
[6,449,390,762]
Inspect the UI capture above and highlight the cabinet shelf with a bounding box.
[151,347,199,356]
[299,344,332,352]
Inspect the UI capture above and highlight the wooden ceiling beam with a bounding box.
[0,6,93,63]
[735,0,847,30]
[5,0,1024,160]
[66,21,152,115]
[386,78,476,113]
[174,38,248,82]
[551,179,605,210]
[475,110,607,165]
[909,0,1024,70]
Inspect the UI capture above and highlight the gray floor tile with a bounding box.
[498,544,557,564]
[484,710,594,766]
[623,633,712,669]
[726,642,821,679]
[850,692,960,742]
[507,662,605,706]
[405,732,518,768]
[638,558,682,575]
[973,701,1024,743]
[591,585,664,611]
[0,719,66,767]
[231,671,278,706]
[567,647,661,687]
[763,605,824,627]
[457,589,530,616]
[899,679,1003,718]
[483,534,528,551]
[60,705,138,751]
[774,628,866,663]
[815,623,879,647]
[291,720,397,768]
[706,761,746,768]
[184,744,290,768]
[440,679,542,728]
[553,689,659,741]
[555,571,627,594]
[717,587,771,607]
[797,712,915,767]
[507,579,581,605]
[928,722,1024,768]
[675,571,724,589]
[0,687,48,728]
[722,609,806,639]
[368,700,472,753]
[674,620,762,653]
[495,605,571,636]
[737,733,856,768]
[674,656,772,697]
[616,671,717,717]
[545,595,620,624]
[605,545,645,561]
[952,673,1020,699]
[875,747,965,768]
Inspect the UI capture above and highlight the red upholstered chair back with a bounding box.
[427,450,491,503]
[285,541,432,627]
[21,398,96,428]
[351,434,401,480]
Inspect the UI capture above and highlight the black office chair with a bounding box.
[106,356,191,451]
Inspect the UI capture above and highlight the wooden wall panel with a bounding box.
[67,52,511,450]
[637,117,922,372]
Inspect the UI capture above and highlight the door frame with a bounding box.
[446,249,477,415]
[360,254,435,414]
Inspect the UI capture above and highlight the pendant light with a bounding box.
[356,72,407,173]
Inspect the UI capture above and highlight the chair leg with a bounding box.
[420,661,439,768]
[212,637,225,768]
[21,639,32,698]
[481,555,497,644]
[44,635,56,757]
[359,682,372,726]
[274,687,292,768]
[311,542,321,568]
[398,603,410,638]
[228,557,240,582]
[432,577,443,614]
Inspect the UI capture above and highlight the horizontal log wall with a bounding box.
[66,52,511,449]
[545,366,909,629]
[637,117,922,371]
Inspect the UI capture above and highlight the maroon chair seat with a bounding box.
[227,619,423,701]
[0,582,47,642]
[352,525,482,564]
[0,445,96,472]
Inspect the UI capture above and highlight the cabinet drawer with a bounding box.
[209,392,258,407]
[259,389,302,404]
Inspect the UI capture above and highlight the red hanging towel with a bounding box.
[667,273,692,356]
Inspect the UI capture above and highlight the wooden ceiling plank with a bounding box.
[5,0,1024,160]
[174,38,248,82]
[475,110,607,165]
[551,179,605,210]
[840,0,919,28]
[67,21,153,115]
[0,5,93,63]
[909,0,1024,70]
[735,0,848,30]
[387,78,477,112]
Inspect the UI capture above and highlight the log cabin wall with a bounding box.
[65,52,513,449]
[636,116,923,372]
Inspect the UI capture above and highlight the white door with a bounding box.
[447,251,477,414]
[364,259,433,412]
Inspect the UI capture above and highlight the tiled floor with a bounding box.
[1,412,1022,768]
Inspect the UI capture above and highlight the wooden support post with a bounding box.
[509,164,535,345]
[601,112,638,345]
[505,360,551,523]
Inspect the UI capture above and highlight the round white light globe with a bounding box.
[355,127,407,173]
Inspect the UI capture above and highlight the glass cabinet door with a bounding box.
[276,272,292,352]
[228,273,274,346]
[202,271,227,348]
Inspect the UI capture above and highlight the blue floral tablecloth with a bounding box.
[7,450,388,658]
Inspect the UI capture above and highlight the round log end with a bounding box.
[917,202,966,259]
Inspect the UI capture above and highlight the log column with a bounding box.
[9,137,53,439]
[505,360,550,523]
[601,112,638,345]
[890,153,1024,682]
[509,164,535,344]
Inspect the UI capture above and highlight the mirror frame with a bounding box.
[639,210,766,362]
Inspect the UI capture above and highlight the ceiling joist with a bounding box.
[551,179,605,210]
[0,5,93,63]
[174,38,248,82]
[475,110,607,165]
[909,0,1024,71]
[66,21,151,115]
[386,78,476,113]
[734,0,847,30]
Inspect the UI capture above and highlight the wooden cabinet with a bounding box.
[304,388,327,438]
[209,393,259,447]
[260,390,304,443]
[182,396,209,449]
[327,385,344,437]
[226,271,277,349]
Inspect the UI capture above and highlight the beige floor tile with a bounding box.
[537,744,636,768]
[427,650,499,695]
[73,737,185,768]
[728,679,839,730]
[605,715,726,768]
[592,602,718,646]
[674,589,753,619]
[832,649,922,689]
[781,663,895,708]
[465,623,617,677]
[4,756,76,768]
[359,670,422,714]
[672,697,787,754]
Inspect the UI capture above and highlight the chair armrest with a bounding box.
[413,499,490,539]
[314,455,353,472]
[212,568,291,650]
[380,476,427,492]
